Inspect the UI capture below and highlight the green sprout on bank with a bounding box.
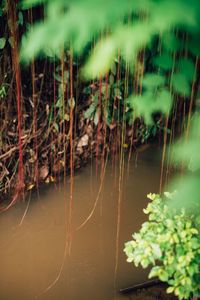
[124,192,200,300]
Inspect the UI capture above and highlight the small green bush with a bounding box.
[124,193,200,300]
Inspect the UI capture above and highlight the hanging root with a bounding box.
[76,153,108,231]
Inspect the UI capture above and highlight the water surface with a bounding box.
[0,146,162,300]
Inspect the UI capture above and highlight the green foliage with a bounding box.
[173,114,200,172]
[135,122,160,143]
[18,11,24,26]
[0,0,6,16]
[177,58,196,83]
[20,0,200,125]
[84,94,99,124]
[171,73,190,97]
[83,38,116,79]
[161,32,183,53]
[54,67,72,122]
[127,87,172,124]
[189,34,200,56]
[168,114,200,211]
[21,0,200,71]
[170,176,200,214]
[0,1,25,51]
[142,74,165,89]
[0,38,6,50]
[124,193,200,300]
[0,84,7,98]
[83,67,123,126]
[21,0,48,9]
[153,53,174,71]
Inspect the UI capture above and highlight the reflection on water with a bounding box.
[0,146,162,300]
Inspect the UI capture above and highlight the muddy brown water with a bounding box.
[0,146,162,300]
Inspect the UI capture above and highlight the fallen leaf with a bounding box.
[39,165,49,180]
[27,183,35,191]
[81,134,89,146]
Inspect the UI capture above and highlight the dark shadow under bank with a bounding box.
[120,281,178,300]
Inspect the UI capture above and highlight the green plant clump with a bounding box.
[124,193,200,300]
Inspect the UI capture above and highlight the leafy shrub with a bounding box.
[124,192,200,300]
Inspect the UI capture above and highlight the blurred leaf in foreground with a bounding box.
[169,175,200,212]
[169,113,200,212]
[172,113,200,172]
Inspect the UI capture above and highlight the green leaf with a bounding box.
[18,11,24,26]
[94,110,99,126]
[84,38,116,79]
[118,23,152,62]
[54,122,59,132]
[54,71,69,83]
[151,244,162,258]
[141,258,149,268]
[153,53,173,71]
[167,286,175,294]
[109,74,114,85]
[111,63,116,75]
[169,175,200,212]
[176,141,200,172]
[157,89,172,114]
[142,74,165,89]
[159,271,169,282]
[128,93,154,124]
[172,113,200,171]
[21,0,47,9]
[171,73,190,97]
[162,31,182,53]
[0,0,6,15]
[8,37,14,48]
[177,58,196,82]
[149,266,160,278]
[129,87,172,125]
[188,33,200,56]
[56,97,62,108]
[0,85,6,98]
[84,103,96,119]
[0,37,6,49]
